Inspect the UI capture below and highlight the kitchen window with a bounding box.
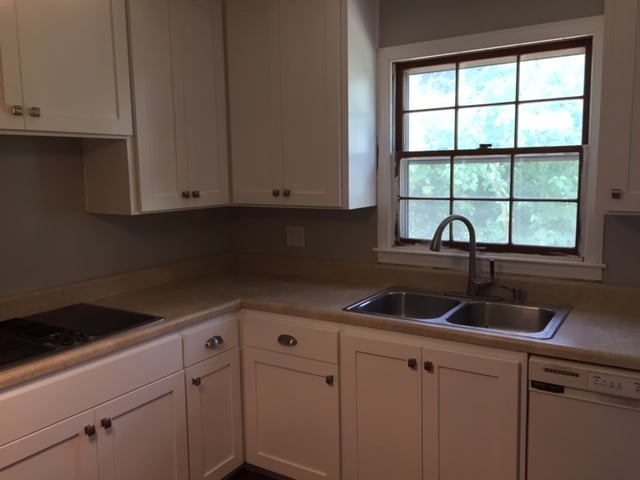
[395,38,591,255]
[377,17,605,280]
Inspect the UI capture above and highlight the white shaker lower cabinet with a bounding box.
[182,315,243,480]
[0,410,98,480]
[241,310,340,480]
[0,335,188,480]
[341,329,526,480]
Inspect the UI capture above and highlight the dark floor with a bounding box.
[226,467,290,480]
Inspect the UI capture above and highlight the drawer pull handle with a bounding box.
[192,377,202,386]
[84,425,96,437]
[277,334,297,347]
[101,418,112,430]
[407,358,418,370]
[205,335,223,349]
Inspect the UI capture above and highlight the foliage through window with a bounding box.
[395,38,592,254]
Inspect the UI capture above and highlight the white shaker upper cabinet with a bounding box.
[0,0,132,136]
[226,0,378,209]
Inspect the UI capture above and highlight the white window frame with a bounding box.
[376,16,606,281]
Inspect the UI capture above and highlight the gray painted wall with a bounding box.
[379,0,604,47]
[0,136,231,296]
[1,0,637,296]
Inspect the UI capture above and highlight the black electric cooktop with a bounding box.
[0,303,163,371]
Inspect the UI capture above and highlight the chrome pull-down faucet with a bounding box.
[429,214,495,297]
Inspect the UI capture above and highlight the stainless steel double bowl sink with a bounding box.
[344,287,570,339]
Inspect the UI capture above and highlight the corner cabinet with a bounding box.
[83,0,229,214]
[0,0,132,136]
[340,329,526,480]
[225,0,378,209]
[241,310,341,480]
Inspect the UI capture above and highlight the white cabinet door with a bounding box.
[341,329,525,480]
[95,372,189,480]
[278,0,341,207]
[597,0,640,211]
[102,0,229,212]
[422,347,521,480]
[0,0,131,135]
[0,410,98,480]
[340,333,423,480]
[226,0,283,205]
[185,347,243,480]
[226,0,373,208]
[243,346,340,480]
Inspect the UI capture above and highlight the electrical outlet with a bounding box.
[286,226,305,247]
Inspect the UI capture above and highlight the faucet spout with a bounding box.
[429,214,494,297]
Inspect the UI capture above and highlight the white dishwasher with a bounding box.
[527,356,640,480]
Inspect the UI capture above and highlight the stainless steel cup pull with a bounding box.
[277,334,297,347]
[205,335,223,349]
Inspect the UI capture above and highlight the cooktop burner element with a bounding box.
[0,303,163,371]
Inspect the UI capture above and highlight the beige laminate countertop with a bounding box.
[2,271,639,390]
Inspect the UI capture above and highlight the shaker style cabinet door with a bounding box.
[127,0,229,211]
[185,347,243,480]
[421,347,522,480]
[0,410,98,480]
[340,332,423,480]
[226,0,341,207]
[243,346,340,480]
[95,372,189,480]
[0,0,132,135]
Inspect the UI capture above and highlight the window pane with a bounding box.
[406,64,456,110]
[453,201,509,243]
[458,105,515,149]
[514,153,579,199]
[401,157,450,198]
[519,49,585,101]
[453,156,510,198]
[518,100,583,147]
[402,199,450,239]
[513,202,577,247]
[405,110,455,151]
[459,56,517,105]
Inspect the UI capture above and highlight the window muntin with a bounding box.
[395,38,591,255]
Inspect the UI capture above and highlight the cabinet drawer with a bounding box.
[182,314,238,367]
[241,310,339,364]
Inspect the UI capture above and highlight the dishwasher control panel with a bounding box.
[588,372,640,400]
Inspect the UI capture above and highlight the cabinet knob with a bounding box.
[84,425,96,437]
[283,189,291,197]
[182,191,191,198]
[277,334,298,347]
[424,361,434,373]
[272,189,280,197]
[10,105,23,116]
[192,190,200,198]
[205,335,223,349]
[325,375,334,386]
[407,358,418,370]
[192,377,202,386]
[29,106,41,117]
[101,418,112,429]
[611,188,624,199]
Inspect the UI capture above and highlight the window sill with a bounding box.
[375,246,604,281]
